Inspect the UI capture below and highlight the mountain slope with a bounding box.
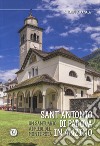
[83,49,100,72]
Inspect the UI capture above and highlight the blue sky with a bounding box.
[0,0,100,82]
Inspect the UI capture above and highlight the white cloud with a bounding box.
[95,9,100,22]
[45,26,54,34]
[41,0,99,21]
[90,45,99,52]
[86,0,99,5]
[78,48,91,52]
[49,45,74,50]
[60,26,81,37]
[90,33,100,44]
[46,14,54,18]
[0,55,3,59]
[65,26,68,29]
[91,33,100,39]
[0,69,18,82]
[90,47,98,52]
[83,48,88,52]
[78,48,82,50]
[60,25,100,45]
[84,26,100,32]
[89,43,99,52]
[54,13,60,17]
[46,13,60,19]
[69,27,81,33]
[82,25,100,44]
[60,32,68,37]
[42,0,50,2]
[97,10,100,15]
[43,19,48,24]
[96,17,100,22]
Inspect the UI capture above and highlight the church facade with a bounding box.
[7,13,100,113]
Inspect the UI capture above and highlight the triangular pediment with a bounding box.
[16,47,89,74]
[16,48,48,73]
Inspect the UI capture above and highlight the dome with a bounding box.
[24,13,38,26]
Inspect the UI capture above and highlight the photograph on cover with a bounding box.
[0,0,100,146]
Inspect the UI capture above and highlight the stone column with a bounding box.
[30,97,33,113]
[43,95,46,110]
[12,95,14,111]
[16,97,18,112]
[59,86,64,113]
[42,90,46,110]
[7,94,9,111]
[24,97,26,112]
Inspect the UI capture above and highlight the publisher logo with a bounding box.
[10,129,18,137]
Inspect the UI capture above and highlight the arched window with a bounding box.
[37,35,39,42]
[69,71,77,78]
[65,89,74,96]
[30,34,33,40]
[33,33,36,41]
[30,33,39,42]
[86,76,91,82]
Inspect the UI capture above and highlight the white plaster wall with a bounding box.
[59,56,86,87]
[85,74,99,95]
[85,74,93,95]
[17,53,100,98]
[0,98,3,105]
[18,55,59,83]
[63,89,87,111]
[97,77,100,85]
[63,95,74,111]
[76,89,87,98]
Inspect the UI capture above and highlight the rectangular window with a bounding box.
[81,90,83,97]
[35,67,38,76]
[32,67,38,77]
[32,68,34,76]
[28,71,31,79]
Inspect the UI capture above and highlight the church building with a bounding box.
[7,13,100,112]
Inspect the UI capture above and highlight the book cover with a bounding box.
[0,0,100,146]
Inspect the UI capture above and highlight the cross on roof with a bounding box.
[29,9,33,16]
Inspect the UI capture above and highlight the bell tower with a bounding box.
[18,11,43,67]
